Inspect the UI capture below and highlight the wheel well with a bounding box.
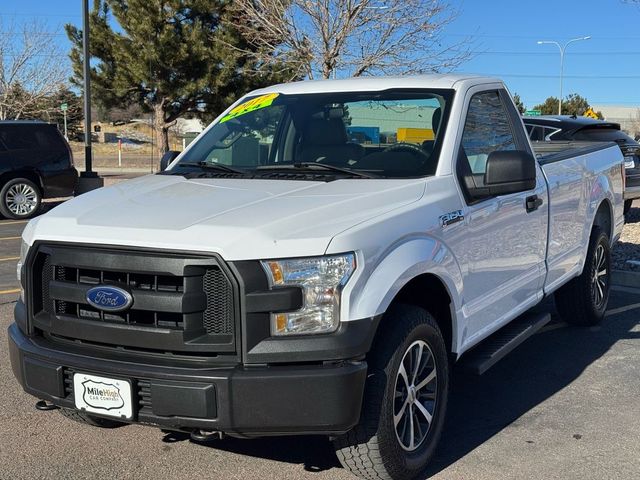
[0,170,42,193]
[387,274,453,354]
[593,199,612,239]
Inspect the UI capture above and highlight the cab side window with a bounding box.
[460,91,516,175]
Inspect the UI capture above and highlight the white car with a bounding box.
[10,74,624,480]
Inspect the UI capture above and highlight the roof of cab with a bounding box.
[248,74,502,96]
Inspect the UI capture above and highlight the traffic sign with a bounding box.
[583,107,599,119]
[61,103,68,111]
[525,110,541,116]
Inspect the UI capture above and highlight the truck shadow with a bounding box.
[167,290,640,477]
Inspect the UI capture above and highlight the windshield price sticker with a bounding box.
[220,93,279,123]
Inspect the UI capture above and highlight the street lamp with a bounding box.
[537,36,591,115]
[77,0,104,195]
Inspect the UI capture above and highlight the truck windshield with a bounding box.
[174,89,453,178]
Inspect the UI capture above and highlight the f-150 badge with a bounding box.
[440,210,464,227]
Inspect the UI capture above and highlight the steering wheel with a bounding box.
[384,142,431,162]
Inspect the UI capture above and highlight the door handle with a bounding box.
[525,195,543,213]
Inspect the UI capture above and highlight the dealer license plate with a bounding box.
[73,373,133,419]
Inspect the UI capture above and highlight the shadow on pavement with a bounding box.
[163,431,341,473]
[175,290,639,477]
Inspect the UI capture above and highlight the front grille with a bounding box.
[46,263,186,330]
[30,244,239,355]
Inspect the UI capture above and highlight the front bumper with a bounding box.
[8,321,368,436]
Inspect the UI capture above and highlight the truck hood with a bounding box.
[25,174,426,260]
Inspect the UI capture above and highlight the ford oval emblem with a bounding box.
[86,285,133,312]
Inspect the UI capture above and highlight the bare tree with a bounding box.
[226,0,471,80]
[0,20,68,120]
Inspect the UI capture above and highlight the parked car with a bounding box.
[523,115,639,214]
[10,76,624,480]
[0,121,77,219]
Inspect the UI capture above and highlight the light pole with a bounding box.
[77,0,104,194]
[537,36,591,115]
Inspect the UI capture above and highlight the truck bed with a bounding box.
[531,140,618,164]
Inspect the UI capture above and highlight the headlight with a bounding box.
[261,253,356,336]
[17,239,29,302]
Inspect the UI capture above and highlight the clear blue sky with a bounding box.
[2,0,640,109]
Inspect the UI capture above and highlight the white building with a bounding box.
[592,105,639,137]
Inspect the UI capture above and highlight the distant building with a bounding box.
[591,105,639,136]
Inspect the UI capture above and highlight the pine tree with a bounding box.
[66,0,292,153]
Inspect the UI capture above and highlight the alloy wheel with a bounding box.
[591,243,608,308]
[6,183,38,216]
[393,340,438,452]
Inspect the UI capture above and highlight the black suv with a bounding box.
[0,121,78,219]
[523,115,639,214]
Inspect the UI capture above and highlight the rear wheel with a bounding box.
[333,305,449,480]
[0,178,41,219]
[59,407,125,428]
[555,227,611,326]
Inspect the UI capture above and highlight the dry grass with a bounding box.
[70,121,184,155]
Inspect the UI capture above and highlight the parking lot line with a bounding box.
[0,256,19,262]
[0,220,28,226]
[0,288,19,294]
[0,236,21,241]
[605,302,640,317]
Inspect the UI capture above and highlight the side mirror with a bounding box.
[484,150,536,196]
[160,150,180,171]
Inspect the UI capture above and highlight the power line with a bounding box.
[482,73,640,79]
[0,12,80,18]
[445,32,640,41]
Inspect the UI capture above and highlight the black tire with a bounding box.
[555,227,611,326]
[333,305,449,480]
[59,407,125,428]
[0,178,42,219]
[624,200,632,217]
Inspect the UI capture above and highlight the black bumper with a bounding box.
[8,322,368,436]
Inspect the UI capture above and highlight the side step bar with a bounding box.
[459,312,551,375]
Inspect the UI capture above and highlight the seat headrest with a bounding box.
[303,118,348,146]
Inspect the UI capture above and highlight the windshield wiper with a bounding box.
[256,162,378,178]
[179,161,246,174]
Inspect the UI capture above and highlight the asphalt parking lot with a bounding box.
[0,215,639,480]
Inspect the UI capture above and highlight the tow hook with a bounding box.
[35,400,59,411]
[190,429,223,442]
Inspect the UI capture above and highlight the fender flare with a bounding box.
[344,235,463,346]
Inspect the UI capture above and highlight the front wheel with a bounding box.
[333,305,449,480]
[555,227,611,326]
[0,178,42,219]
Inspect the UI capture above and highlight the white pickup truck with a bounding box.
[9,75,624,480]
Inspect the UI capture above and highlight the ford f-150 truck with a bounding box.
[9,75,624,480]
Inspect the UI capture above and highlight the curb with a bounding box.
[612,269,640,289]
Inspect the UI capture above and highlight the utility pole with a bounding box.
[61,103,68,139]
[76,0,104,194]
[537,36,591,115]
